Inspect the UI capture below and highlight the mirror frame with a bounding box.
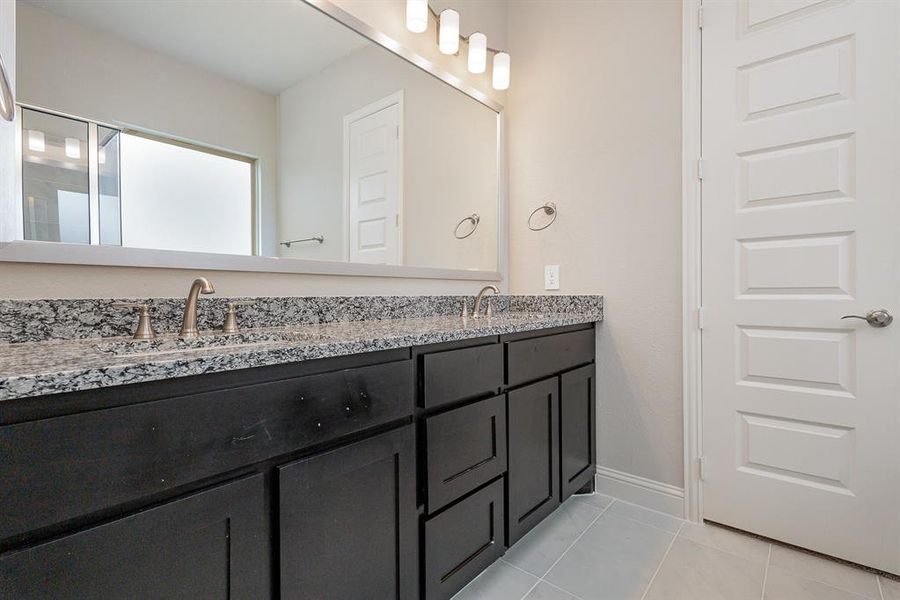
[0,0,507,282]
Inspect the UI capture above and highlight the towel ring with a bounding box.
[454,214,480,239]
[528,202,557,231]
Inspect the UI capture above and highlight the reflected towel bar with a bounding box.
[280,236,324,248]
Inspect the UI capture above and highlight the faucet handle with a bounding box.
[113,303,157,340]
[223,301,256,334]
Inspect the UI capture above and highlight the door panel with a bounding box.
[560,365,596,501]
[278,425,417,600]
[507,378,560,544]
[347,100,400,265]
[701,0,900,574]
[0,475,268,599]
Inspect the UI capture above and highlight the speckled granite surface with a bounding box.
[0,294,602,344]
[0,295,602,402]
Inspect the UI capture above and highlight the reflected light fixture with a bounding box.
[27,130,45,153]
[467,32,487,74]
[65,137,81,159]
[406,0,428,33]
[439,9,459,55]
[99,146,107,165]
[492,52,510,90]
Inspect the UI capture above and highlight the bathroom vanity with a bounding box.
[0,296,601,599]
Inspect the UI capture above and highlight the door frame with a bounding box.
[342,90,404,264]
[681,0,703,523]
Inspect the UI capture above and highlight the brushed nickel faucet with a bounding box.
[472,285,500,319]
[180,277,216,338]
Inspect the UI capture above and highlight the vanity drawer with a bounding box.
[0,359,413,543]
[506,328,595,387]
[424,478,505,600]
[425,394,507,513]
[422,343,503,409]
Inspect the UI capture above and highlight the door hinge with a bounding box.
[396,214,400,227]
[696,306,705,330]
[697,158,705,181]
[699,456,707,481]
[698,5,704,29]
[396,125,400,140]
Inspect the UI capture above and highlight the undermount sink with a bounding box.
[95,330,319,357]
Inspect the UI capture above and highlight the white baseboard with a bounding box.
[595,466,685,518]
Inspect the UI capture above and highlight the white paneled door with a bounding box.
[345,99,401,265]
[701,0,900,574]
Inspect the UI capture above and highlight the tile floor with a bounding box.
[451,493,899,600]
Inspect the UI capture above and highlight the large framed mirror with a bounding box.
[2,0,504,280]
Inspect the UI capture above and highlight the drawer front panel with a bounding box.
[422,343,503,409]
[506,328,594,387]
[425,478,505,600]
[0,359,413,543]
[426,395,507,512]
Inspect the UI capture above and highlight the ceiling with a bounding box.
[24,0,371,94]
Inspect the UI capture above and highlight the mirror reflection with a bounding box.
[16,0,500,271]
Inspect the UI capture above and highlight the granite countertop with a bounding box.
[0,309,602,402]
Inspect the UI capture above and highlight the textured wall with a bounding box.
[507,0,684,487]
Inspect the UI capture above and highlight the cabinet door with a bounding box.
[278,425,417,600]
[560,365,596,501]
[0,474,268,599]
[507,378,560,545]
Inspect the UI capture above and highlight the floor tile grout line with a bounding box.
[517,498,617,600]
[538,499,616,579]
[639,521,684,600]
[539,578,589,600]
[760,543,772,600]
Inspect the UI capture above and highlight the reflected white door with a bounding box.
[701,0,900,573]
[345,99,401,265]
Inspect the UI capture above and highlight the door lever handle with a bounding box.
[841,309,893,328]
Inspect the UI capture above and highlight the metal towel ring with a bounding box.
[528,202,557,231]
[454,214,480,239]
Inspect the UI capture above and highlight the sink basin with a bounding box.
[95,331,319,357]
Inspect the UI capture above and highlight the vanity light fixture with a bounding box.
[406,0,428,33]
[27,129,45,153]
[439,9,459,55]
[65,137,81,159]
[467,32,487,74]
[407,3,511,89]
[98,147,107,165]
[492,52,510,90]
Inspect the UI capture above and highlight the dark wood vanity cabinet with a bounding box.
[507,377,561,545]
[0,474,269,599]
[0,323,596,599]
[279,426,417,600]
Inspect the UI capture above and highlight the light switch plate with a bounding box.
[544,264,560,290]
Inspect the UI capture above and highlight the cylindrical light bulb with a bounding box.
[468,32,487,74]
[492,52,510,90]
[65,137,81,159]
[406,0,428,33]
[439,9,459,55]
[27,130,45,153]
[99,146,107,165]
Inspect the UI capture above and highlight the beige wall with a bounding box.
[2,0,507,299]
[507,1,684,487]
